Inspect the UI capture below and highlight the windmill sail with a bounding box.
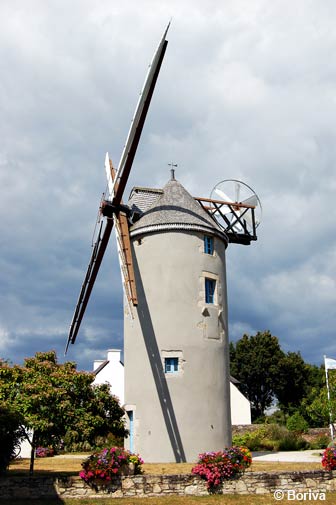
[65,24,169,352]
[65,218,113,351]
[115,213,138,311]
[112,23,169,205]
[107,155,138,314]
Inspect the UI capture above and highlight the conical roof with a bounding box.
[129,177,228,244]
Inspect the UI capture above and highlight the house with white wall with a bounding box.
[92,349,251,426]
[230,377,251,425]
[92,349,125,405]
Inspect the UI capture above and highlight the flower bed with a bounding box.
[79,447,143,486]
[322,447,336,471]
[36,447,55,458]
[192,446,252,491]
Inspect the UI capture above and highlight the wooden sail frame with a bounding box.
[109,160,138,307]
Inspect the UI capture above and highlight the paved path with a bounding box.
[252,450,322,462]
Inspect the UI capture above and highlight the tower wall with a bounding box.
[124,230,231,462]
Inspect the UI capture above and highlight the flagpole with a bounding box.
[324,355,335,440]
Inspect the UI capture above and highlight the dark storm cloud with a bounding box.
[1,0,336,370]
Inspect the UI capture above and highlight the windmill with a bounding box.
[66,25,261,462]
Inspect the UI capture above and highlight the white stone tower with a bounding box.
[123,173,231,462]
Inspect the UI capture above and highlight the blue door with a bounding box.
[128,411,134,453]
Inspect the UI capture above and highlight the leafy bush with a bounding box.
[192,447,252,491]
[36,447,55,458]
[232,424,309,452]
[94,432,124,450]
[64,432,125,453]
[322,447,336,471]
[231,433,252,448]
[233,426,277,451]
[265,410,286,425]
[0,404,24,475]
[277,432,308,451]
[265,423,285,439]
[286,412,309,433]
[253,415,266,424]
[79,447,143,485]
[64,440,94,453]
[309,434,330,450]
[233,427,268,451]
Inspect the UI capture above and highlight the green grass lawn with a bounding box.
[8,456,322,475]
[5,457,334,504]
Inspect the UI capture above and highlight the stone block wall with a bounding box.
[0,470,335,500]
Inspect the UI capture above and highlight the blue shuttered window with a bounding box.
[205,278,216,304]
[204,235,214,255]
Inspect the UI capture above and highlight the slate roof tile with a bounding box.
[128,178,227,243]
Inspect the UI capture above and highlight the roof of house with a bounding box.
[93,359,124,377]
[128,177,228,243]
[93,360,109,376]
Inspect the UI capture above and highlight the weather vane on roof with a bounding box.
[168,162,177,179]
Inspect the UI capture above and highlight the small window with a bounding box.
[205,278,216,304]
[165,357,179,373]
[204,235,214,255]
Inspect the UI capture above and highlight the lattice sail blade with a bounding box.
[105,152,114,200]
[107,157,138,313]
[114,220,132,318]
[65,217,114,352]
[67,25,169,351]
[112,23,169,205]
[115,23,169,182]
[114,213,138,312]
[115,232,133,319]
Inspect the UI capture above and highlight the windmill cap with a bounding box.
[128,178,228,244]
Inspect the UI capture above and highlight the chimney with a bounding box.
[107,349,121,362]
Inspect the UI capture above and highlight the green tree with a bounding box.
[274,351,310,417]
[0,403,25,475]
[298,363,325,425]
[301,370,336,428]
[230,332,328,425]
[0,351,127,473]
[230,331,285,420]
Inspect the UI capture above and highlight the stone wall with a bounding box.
[1,471,336,500]
[232,424,330,438]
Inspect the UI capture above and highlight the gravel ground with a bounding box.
[252,450,323,462]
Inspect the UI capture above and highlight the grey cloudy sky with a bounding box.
[1,0,336,371]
